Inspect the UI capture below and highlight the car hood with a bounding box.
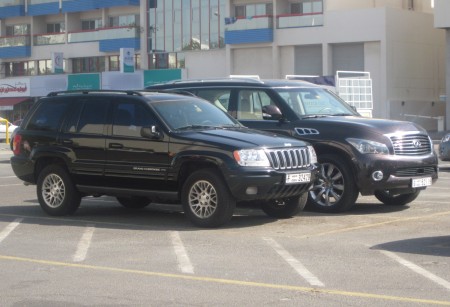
[299,116,427,136]
[178,127,307,149]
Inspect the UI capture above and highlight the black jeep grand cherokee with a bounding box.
[10,90,318,227]
[147,78,439,212]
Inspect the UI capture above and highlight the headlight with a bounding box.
[233,149,270,167]
[347,138,389,155]
[308,145,318,164]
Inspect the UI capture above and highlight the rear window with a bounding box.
[27,99,71,132]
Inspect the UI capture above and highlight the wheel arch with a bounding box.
[34,155,69,183]
[313,143,358,183]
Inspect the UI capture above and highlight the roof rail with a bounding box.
[229,74,260,80]
[148,76,265,87]
[47,90,144,97]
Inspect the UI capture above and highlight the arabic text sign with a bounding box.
[0,78,30,97]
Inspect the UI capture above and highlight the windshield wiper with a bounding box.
[301,115,330,119]
[330,113,354,116]
[176,125,214,131]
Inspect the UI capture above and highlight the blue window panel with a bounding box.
[0,46,31,59]
[99,38,140,52]
[224,29,273,45]
[0,5,25,18]
[62,0,138,13]
[62,0,97,13]
[28,2,60,16]
[95,0,139,8]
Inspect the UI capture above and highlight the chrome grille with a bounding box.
[389,134,432,156]
[393,167,436,177]
[266,148,310,170]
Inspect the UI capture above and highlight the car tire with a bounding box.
[37,164,81,216]
[374,190,420,206]
[261,193,307,218]
[307,154,358,213]
[116,196,151,209]
[181,169,236,228]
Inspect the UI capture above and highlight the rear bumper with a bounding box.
[10,155,35,183]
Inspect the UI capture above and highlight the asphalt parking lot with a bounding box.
[0,143,449,306]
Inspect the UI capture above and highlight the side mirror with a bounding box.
[262,105,283,120]
[141,125,163,140]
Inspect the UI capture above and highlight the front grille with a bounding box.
[389,133,432,156]
[393,166,436,177]
[266,147,310,170]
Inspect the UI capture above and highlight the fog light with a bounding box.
[372,170,384,181]
[246,187,258,195]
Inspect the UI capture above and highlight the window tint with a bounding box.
[113,101,155,137]
[27,99,71,132]
[195,89,231,112]
[77,99,109,134]
[237,90,276,120]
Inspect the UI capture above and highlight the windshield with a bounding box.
[275,87,358,117]
[151,98,241,131]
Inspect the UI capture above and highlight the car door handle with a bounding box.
[109,143,124,149]
[62,139,73,145]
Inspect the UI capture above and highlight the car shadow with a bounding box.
[303,201,409,216]
[0,197,278,231]
[371,236,450,257]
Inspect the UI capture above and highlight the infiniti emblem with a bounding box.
[413,140,422,148]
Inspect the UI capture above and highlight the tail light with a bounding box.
[12,134,22,155]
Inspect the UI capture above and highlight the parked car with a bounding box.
[0,118,17,142]
[438,133,450,161]
[10,90,319,227]
[147,78,439,212]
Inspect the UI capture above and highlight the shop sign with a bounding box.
[0,78,30,97]
[67,74,101,90]
[120,48,135,73]
[144,69,182,87]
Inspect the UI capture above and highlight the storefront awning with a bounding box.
[0,97,30,107]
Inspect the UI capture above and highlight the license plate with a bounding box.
[286,172,311,184]
[411,177,432,188]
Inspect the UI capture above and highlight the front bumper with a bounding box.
[354,152,438,195]
[225,164,319,201]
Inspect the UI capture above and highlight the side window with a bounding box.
[27,99,71,132]
[237,90,275,120]
[112,101,154,137]
[194,89,231,112]
[77,99,109,134]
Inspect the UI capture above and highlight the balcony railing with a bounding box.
[68,26,141,43]
[33,32,66,45]
[277,12,323,28]
[0,35,30,48]
[225,15,273,31]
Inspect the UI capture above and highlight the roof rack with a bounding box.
[47,90,144,97]
[151,76,264,86]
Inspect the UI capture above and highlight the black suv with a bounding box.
[10,90,318,227]
[147,79,439,212]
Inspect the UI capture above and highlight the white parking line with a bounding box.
[0,184,25,187]
[170,231,194,274]
[379,250,450,291]
[73,225,95,262]
[0,218,23,243]
[263,237,324,287]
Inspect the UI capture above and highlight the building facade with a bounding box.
[0,0,446,131]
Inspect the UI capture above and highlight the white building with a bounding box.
[0,0,447,131]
